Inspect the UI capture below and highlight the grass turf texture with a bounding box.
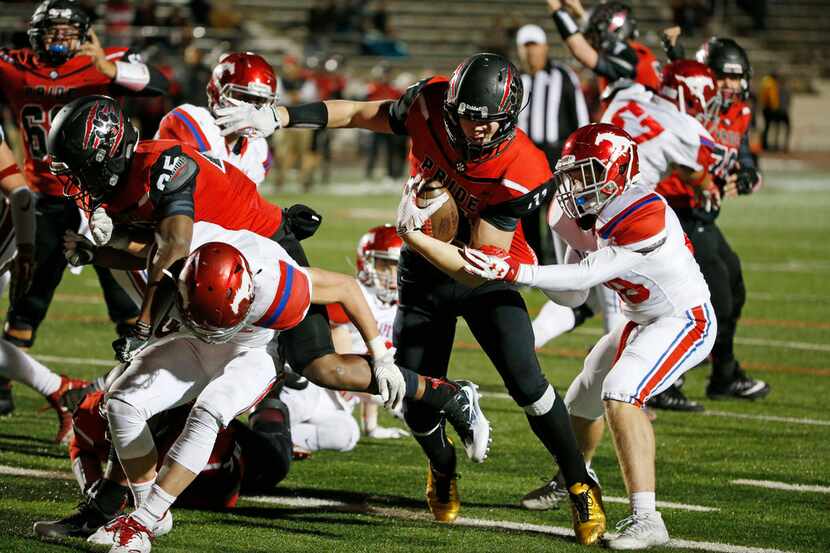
[1,179,828,552]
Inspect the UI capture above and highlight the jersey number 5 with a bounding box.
[605,277,650,304]
[610,101,664,145]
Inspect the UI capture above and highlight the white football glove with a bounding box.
[396,175,449,235]
[366,425,411,439]
[372,348,406,411]
[89,207,114,246]
[460,246,525,283]
[214,100,282,138]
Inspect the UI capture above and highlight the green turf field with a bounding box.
[1,174,828,553]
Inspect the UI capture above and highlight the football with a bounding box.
[416,180,459,242]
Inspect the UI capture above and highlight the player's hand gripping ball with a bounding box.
[415,179,459,242]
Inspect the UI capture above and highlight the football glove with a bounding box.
[63,230,96,267]
[89,207,114,246]
[395,175,449,235]
[460,245,522,283]
[214,100,282,138]
[8,244,35,306]
[112,321,152,363]
[734,165,761,195]
[372,348,406,411]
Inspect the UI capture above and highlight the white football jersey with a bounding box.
[337,282,397,354]
[601,84,715,189]
[155,104,272,186]
[183,221,311,347]
[591,186,710,323]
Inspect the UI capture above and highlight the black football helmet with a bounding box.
[47,95,139,209]
[443,53,523,161]
[28,0,90,66]
[583,2,639,51]
[696,37,752,105]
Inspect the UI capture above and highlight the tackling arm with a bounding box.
[139,215,193,326]
[275,99,394,133]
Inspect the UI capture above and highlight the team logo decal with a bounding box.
[595,132,631,164]
[677,75,715,110]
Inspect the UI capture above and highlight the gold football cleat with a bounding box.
[569,482,607,545]
[426,464,460,523]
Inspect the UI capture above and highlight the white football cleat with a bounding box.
[88,511,171,546]
[607,512,670,550]
[442,380,491,463]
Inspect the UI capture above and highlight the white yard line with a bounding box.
[0,465,799,553]
[480,392,830,427]
[32,354,115,367]
[731,479,830,494]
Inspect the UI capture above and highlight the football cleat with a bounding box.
[88,511,172,546]
[441,380,491,463]
[46,375,90,444]
[0,377,13,416]
[607,512,670,550]
[426,464,460,523]
[104,515,153,553]
[706,366,770,400]
[521,472,567,510]
[569,482,606,545]
[33,498,116,539]
[647,384,704,412]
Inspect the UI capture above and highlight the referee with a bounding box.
[516,24,589,263]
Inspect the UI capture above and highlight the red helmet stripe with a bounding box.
[497,64,513,111]
[82,101,99,150]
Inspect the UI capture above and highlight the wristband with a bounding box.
[286,102,329,129]
[114,60,150,91]
[552,9,580,40]
[368,335,388,359]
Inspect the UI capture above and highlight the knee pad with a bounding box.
[403,398,443,435]
[166,403,223,475]
[522,384,557,417]
[106,397,155,460]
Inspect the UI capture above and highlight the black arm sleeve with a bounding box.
[386,78,431,136]
[480,179,555,231]
[737,131,756,170]
[661,34,686,62]
[148,146,199,220]
[593,41,639,81]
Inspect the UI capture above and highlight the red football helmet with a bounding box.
[176,242,255,343]
[356,224,402,304]
[206,52,279,128]
[659,60,720,124]
[554,123,639,221]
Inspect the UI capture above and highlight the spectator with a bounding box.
[364,64,405,182]
[310,55,348,184]
[275,56,319,191]
[760,72,791,151]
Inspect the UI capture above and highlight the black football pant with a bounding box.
[679,215,746,384]
[395,249,589,486]
[5,195,139,344]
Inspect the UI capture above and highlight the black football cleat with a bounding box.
[441,380,491,463]
[706,366,770,400]
[648,383,704,412]
[33,498,118,539]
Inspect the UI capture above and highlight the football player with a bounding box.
[0,122,87,440]
[61,220,483,552]
[546,0,661,101]
[461,124,716,549]
[154,51,277,187]
[0,0,170,390]
[654,37,768,401]
[33,389,292,539]
[269,52,606,543]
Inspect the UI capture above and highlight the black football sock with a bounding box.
[526,391,591,488]
[400,367,421,398]
[418,376,461,411]
[413,423,457,475]
[90,478,130,517]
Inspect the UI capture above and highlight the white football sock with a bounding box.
[130,478,155,508]
[631,491,657,514]
[532,301,576,349]
[131,483,175,529]
[0,338,62,396]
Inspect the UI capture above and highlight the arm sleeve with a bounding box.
[148,149,199,219]
[520,246,646,292]
[593,41,639,81]
[737,131,756,170]
[480,179,555,230]
[386,78,430,135]
[110,48,169,96]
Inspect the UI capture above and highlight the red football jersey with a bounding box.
[0,46,136,197]
[100,140,282,236]
[390,77,553,264]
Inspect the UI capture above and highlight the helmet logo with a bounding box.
[47,8,74,19]
[82,100,124,156]
[230,264,253,316]
[595,131,630,165]
[722,62,744,74]
[676,74,714,109]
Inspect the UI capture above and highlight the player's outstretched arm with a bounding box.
[547,0,600,69]
[78,30,168,96]
[307,268,383,351]
[275,100,394,133]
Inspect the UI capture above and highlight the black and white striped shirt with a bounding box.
[519,61,590,164]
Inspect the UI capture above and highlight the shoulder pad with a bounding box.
[149,146,200,195]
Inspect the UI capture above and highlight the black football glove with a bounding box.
[8,244,35,307]
[734,166,760,195]
[285,204,323,241]
[112,321,152,363]
[64,230,97,266]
